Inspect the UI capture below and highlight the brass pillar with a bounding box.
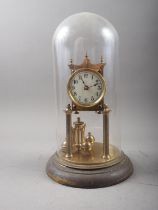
[65,104,73,158]
[102,104,111,159]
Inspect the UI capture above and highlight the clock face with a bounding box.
[67,69,105,107]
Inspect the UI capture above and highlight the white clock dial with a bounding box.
[68,70,105,107]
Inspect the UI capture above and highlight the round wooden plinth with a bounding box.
[46,153,133,188]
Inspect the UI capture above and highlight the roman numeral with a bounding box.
[84,74,88,78]
[73,80,78,84]
[74,92,77,96]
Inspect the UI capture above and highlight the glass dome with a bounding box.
[52,12,121,167]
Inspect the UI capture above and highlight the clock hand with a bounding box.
[80,76,86,85]
[80,76,89,90]
[88,83,98,88]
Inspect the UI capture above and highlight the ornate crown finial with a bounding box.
[68,55,105,74]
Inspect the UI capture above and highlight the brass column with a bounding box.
[102,104,111,159]
[65,104,73,158]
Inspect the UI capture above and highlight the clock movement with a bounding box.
[46,12,133,188]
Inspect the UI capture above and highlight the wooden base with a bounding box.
[46,152,133,188]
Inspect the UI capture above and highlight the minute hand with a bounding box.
[80,76,89,90]
[88,83,98,88]
[80,76,86,85]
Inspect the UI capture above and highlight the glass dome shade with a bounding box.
[52,12,121,168]
[46,12,133,189]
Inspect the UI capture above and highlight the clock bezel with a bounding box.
[67,68,106,108]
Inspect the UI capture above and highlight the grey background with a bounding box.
[0,0,158,210]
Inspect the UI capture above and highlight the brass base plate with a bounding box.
[46,153,133,188]
[57,143,122,169]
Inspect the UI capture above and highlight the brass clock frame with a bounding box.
[68,55,106,111]
[46,55,133,188]
[67,68,106,109]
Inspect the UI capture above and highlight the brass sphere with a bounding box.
[85,132,95,145]
[82,141,92,152]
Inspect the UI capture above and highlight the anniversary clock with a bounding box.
[46,12,133,188]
